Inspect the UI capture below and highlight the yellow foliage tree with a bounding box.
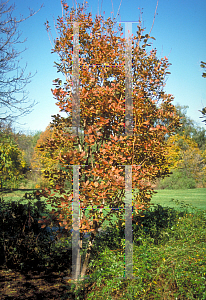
[201,148,206,184]
[31,122,73,188]
[163,132,206,187]
[0,133,26,190]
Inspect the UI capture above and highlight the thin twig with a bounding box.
[72,0,77,17]
[111,0,114,19]
[115,0,122,20]
[61,0,63,18]
[149,0,159,36]
[100,0,103,16]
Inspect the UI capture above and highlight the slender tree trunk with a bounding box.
[80,229,98,278]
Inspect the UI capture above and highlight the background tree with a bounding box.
[37,1,181,280]
[0,131,26,191]
[156,104,206,189]
[31,122,73,188]
[174,104,206,150]
[13,130,42,167]
[174,104,197,137]
[31,125,56,188]
[0,120,43,188]
[0,0,42,124]
[157,133,206,189]
[10,130,42,186]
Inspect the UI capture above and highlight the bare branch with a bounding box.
[100,0,103,17]
[0,0,43,124]
[111,0,114,19]
[115,0,122,20]
[149,0,159,36]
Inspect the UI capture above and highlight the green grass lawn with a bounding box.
[0,189,38,201]
[150,188,206,212]
[1,187,206,213]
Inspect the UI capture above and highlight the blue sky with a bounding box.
[9,0,206,134]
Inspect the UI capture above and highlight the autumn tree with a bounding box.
[13,130,42,167]
[31,122,73,188]
[31,125,53,188]
[0,131,26,191]
[0,121,42,174]
[36,1,181,280]
[157,133,206,189]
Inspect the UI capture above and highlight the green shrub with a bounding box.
[157,169,196,189]
[132,204,181,245]
[90,204,181,258]
[85,204,206,300]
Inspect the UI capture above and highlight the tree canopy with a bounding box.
[0,131,26,190]
[35,1,181,280]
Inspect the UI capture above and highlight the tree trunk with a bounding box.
[80,228,98,278]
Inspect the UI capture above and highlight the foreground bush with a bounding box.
[73,204,206,299]
[1,196,206,299]
[0,195,72,272]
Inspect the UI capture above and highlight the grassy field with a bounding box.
[150,188,206,212]
[1,187,206,212]
[0,188,55,211]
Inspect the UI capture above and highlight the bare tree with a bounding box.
[0,0,43,124]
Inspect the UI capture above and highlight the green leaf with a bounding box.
[85,209,90,218]
[109,214,118,225]
[103,209,109,217]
